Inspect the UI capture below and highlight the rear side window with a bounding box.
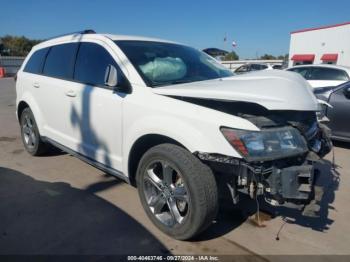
[43,43,78,79]
[309,68,349,81]
[288,67,311,79]
[23,48,49,74]
[235,65,248,73]
[251,64,267,70]
[74,42,128,87]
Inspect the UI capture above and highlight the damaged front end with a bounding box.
[195,102,332,217]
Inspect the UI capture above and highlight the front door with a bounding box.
[327,83,350,140]
[69,41,129,172]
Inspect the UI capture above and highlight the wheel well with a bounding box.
[17,101,29,120]
[128,134,185,186]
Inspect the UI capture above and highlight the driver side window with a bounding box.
[74,42,129,88]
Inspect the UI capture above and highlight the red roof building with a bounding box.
[289,22,350,67]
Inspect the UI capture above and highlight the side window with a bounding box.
[235,65,248,73]
[43,43,78,79]
[309,68,349,81]
[250,64,259,71]
[236,65,249,73]
[289,67,311,79]
[23,48,49,74]
[74,42,128,87]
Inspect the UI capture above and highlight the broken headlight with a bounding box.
[221,126,308,161]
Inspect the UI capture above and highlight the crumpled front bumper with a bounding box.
[265,164,314,204]
[196,121,332,217]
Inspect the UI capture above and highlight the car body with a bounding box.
[16,31,332,240]
[286,64,350,88]
[234,63,274,74]
[314,81,350,142]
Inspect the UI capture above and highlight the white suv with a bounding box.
[16,30,332,240]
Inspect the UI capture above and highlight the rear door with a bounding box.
[327,83,350,140]
[38,43,79,146]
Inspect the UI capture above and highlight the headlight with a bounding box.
[221,126,308,161]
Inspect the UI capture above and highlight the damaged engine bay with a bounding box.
[179,97,333,217]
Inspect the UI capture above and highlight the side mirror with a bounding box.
[104,64,118,87]
[343,86,350,99]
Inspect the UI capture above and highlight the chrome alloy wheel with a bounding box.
[143,160,189,227]
[22,114,36,149]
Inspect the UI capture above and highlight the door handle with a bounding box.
[33,83,40,88]
[65,90,76,97]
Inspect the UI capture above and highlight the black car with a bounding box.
[314,81,350,142]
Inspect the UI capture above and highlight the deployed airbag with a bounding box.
[140,57,187,82]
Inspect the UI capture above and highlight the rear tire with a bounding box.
[20,107,48,156]
[136,143,218,240]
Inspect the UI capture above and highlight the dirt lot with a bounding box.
[0,78,349,259]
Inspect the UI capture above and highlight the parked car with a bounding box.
[16,30,332,240]
[314,81,350,142]
[272,64,283,70]
[234,63,273,74]
[286,64,350,88]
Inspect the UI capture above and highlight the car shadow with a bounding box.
[332,140,350,149]
[195,158,340,241]
[41,146,67,157]
[261,159,340,232]
[0,167,169,255]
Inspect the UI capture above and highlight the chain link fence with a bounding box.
[0,56,25,76]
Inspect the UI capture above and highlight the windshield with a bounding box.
[115,40,233,87]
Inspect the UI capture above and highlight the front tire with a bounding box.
[136,143,218,240]
[20,107,48,156]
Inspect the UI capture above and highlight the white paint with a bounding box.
[153,70,318,111]
[16,33,318,178]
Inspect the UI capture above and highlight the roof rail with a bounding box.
[46,29,96,40]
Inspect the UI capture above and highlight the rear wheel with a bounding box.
[20,107,48,156]
[136,143,218,240]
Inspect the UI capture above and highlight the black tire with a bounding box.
[20,107,48,156]
[136,143,218,240]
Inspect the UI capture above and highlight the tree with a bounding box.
[0,35,42,56]
[260,54,276,60]
[260,54,289,61]
[222,51,239,61]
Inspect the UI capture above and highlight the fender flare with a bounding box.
[17,93,46,136]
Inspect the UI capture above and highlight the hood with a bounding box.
[152,70,319,111]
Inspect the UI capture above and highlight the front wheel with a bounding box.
[136,143,218,240]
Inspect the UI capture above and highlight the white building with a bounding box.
[289,22,350,67]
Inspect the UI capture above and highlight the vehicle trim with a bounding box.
[42,137,130,183]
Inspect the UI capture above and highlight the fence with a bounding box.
[0,56,25,76]
[220,59,284,71]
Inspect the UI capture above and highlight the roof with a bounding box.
[321,53,338,61]
[102,34,176,43]
[291,54,315,62]
[33,32,178,50]
[291,21,350,34]
[288,64,350,72]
